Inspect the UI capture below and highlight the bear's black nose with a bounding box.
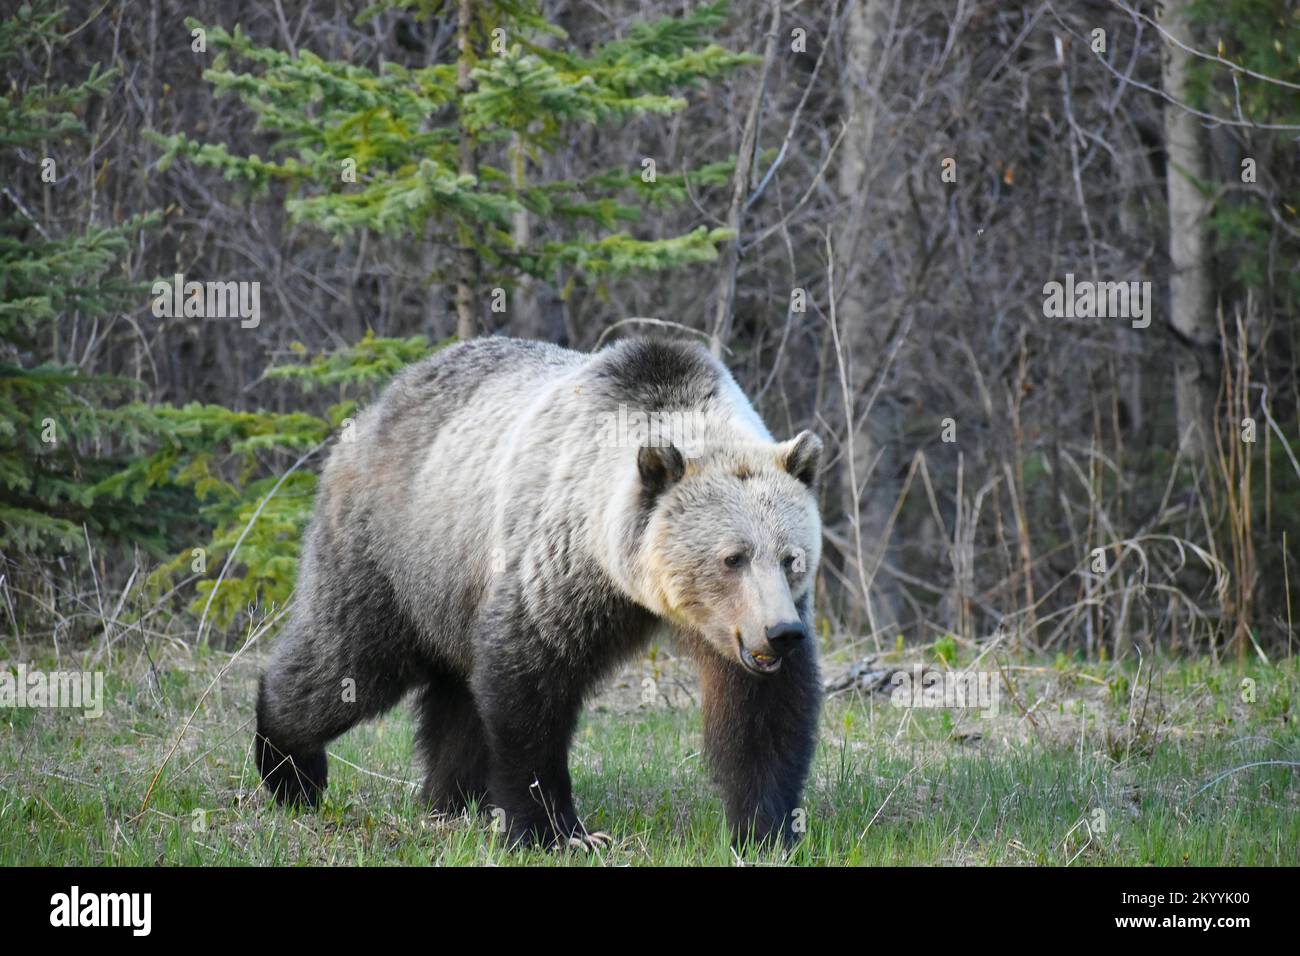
[765,621,808,656]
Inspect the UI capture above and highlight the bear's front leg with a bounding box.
[472,646,605,850]
[696,637,822,849]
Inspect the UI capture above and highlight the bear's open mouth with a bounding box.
[737,638,782,675]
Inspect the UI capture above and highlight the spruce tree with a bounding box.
[0,1,159,556]
[151,0,752,338]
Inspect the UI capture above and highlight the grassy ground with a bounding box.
[2,638,1298,866]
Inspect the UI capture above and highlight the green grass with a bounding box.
[1,645,1298,865]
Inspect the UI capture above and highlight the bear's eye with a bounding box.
[782,554,799,572]
[723,552,747,570]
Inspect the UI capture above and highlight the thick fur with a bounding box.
[254,337,824,848]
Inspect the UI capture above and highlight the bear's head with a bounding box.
[637,430,823,676]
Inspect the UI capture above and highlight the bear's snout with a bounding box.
[737,621,807,675]
[765,621,808,656]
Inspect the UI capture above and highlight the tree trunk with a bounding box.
[708,0,780,357]
[832,0,901,643]
[1159,0,1216,459]
[455,0,480,341]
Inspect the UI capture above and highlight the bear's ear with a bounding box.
[637,443,685,496]
[780,430,823,487]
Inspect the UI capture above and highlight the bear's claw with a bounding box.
[565,830,613,853]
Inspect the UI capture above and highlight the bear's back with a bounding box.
[374,337,580,453]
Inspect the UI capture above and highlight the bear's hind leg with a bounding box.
[415,667,490,814]
[255,668,330,808]
[255,615,424,809]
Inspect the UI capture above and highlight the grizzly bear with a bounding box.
[254,337,824,848]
